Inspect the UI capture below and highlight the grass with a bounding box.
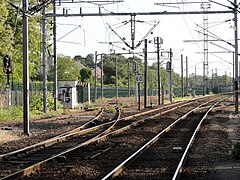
[105,108,116,113]
[0,106,65,122]
[0,106,23,122]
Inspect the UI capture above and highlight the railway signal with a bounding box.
[2,54,12,74]
[2,54,13,110]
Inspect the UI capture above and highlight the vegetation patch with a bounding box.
[83,103,99,111]
[0,106,23,122]
[30,93,62,113]
[105,108,116,113]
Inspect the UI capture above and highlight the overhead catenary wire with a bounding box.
[195,25,234,47]
[57,25,81,42]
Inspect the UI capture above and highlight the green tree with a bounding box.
[102,54,115,85]
[74,54,94,68]
[80,67,92,82]
[48,55,80,81]
[0,0,43,86]
[85,54,94,68]
[73,55,84,63]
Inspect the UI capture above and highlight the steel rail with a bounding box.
[88,96,220,143]
[172,101,220,180]
[0,98,190,162]
[0,95,222,180]
[94,106,121,138]
[0,101,113,161]
[122,95,211,121]
[102,96,225,179]
[0,103,120,180]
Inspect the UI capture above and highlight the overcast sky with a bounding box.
[53,0,237,76]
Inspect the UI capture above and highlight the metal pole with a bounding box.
[115,53,118,98]
[239,61,240,86]
[181,54,184,97]
[22,0,29,135]
[138,83,140,110]
[157,37,161,105]
[161,84,164,105]
[225,70,227,92]
[203,61,205,96]
[212,69,214,89]
[195,66,197,87]
[94,51,97,102]
[169,48,172,102]
[233,51,235,96]
[42,5,47,113]
[101,54,103,99]
[186,56,188,96]
[53,0,57,111]
[135,72,138,102]
[234,0,238,113]
[216,68,218,93]
[7,74,11,110]
[128,60,130,97]
[144,39,148,108]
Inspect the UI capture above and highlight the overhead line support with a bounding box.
[22,0,30,135]
[45,11,233,17]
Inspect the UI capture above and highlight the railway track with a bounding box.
[0,95,227,179]
[103,99,225,179]
[0,101,120,180]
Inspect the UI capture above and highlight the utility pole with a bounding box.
[202,61,205,96]
[225,71,227,92]
[94,51,97,102]
[232,51,235,92]
[201,2,210,95]
[212,69,214,89]
[101,54,103,98]
[186,56,188,96]
[157,37,161,105]
[195,66,197,87]
[144,39,148,108]
[169,48,173,102]
[134,61,138,102]
[53,0,57,111]
[115,52,118,98]
[128,59,130,97]
[234,0,238,113]
[42,4,47,113]
[181,54,184,97]
[215,68,218,93]
[239,61,240,86]
[22,0,29,135]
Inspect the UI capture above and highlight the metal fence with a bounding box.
[77,86,159,103]
[0,82,54,108]
[0,82,233,108]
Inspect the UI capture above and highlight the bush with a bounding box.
[30,93,62,112]
[231,142,240,159]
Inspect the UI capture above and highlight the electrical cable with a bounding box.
[57,25,81,42]
[195,25,234,47]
